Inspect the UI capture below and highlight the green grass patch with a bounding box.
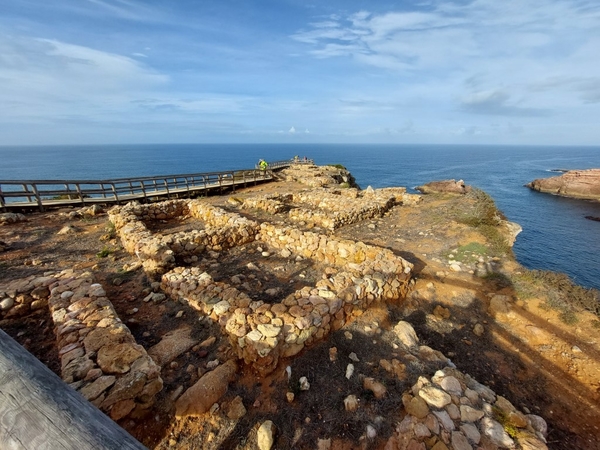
[447,188,513,256]
[327,164,346,170]
[445,242,488,263]
[96,247,113,258]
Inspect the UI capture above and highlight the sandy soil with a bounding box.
[1,180,599,449]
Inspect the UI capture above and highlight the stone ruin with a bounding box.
[108,191,414,374]
[0,271,163,421]
[0,164,552,449]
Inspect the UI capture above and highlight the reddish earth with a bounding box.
[1,179,599,449]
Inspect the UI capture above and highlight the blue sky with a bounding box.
[1,0,600,145]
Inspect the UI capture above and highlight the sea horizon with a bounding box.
[2,143,600,291]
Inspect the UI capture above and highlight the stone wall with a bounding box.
[388,365,549,449]
[0,270,163,421]
[109,200,260,277]
[161,222,412,374]
[242,187,407,231]
[0,274,53,319]
[276,164,357,188]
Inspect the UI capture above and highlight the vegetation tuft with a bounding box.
[492,406,522,439]
[512,269,599,322]
[444,242,488,263]
[327,164,347,170]
[448,188,513,256]
[96,247,113,258]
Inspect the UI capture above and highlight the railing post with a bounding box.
[31,183,44,212]
[139,181,147,201]
[111,183,119,203]
[75,183,85,206]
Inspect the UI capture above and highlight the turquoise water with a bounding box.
[2,143,600,290]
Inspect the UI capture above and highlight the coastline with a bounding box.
[1,164,599,449]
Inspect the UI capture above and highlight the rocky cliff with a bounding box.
[527,168,600,201]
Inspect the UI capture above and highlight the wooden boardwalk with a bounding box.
[0,159,313,212]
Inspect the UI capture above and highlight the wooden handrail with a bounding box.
[0,167,276,212]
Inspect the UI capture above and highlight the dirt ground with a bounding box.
[1,179,599,450]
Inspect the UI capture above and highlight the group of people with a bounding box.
[257,156,309,170]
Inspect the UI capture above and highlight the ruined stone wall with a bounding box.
[242,194,289,214]
[161,220,412,374]
[0,274,53,320]
[0,270,163,421]
[241,188,408,231]
[257,222,410,274]
[109,200,260,276]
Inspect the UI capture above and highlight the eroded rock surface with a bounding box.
[527,168,600,201]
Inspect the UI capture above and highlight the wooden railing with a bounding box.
[0,168,274,212]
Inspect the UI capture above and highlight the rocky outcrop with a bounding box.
[416,180,471,195]
[277,164,359,188]
[527,168,600,201]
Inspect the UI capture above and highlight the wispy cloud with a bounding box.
[2,1,600,144]
[293,0,600,119]
[0,34,167,122]
[460,90,550,117]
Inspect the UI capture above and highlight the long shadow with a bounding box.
[217,328,446,450]
[404,266,600,450]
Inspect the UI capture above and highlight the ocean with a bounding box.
[2,144,600,290]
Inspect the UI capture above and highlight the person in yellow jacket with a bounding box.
[259,159,268,170]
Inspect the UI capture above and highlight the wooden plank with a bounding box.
[0,329,147,450]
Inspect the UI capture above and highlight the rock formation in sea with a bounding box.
[527,168,600,201]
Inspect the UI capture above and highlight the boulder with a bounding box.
[148,327,198,367]
[416,180,471,195]
[393,321,419,349]
[175,359,237,417]
[257,420,276,450]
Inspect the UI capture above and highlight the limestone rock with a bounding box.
[460,405,484,422]
[363,377,387,399]
[148,327,198,367]
[79,375,116,401]
[406,396,430,419]
[416,179,471,195]
[450,431,471,450]
[526,414,548,437]
[257,420,276,450]
[419,385,451,408]
[460,423,480,444]
[344,395,359,412]
[97,343,144,374]
[480,417,515,448]
[0,297,14,311]
[175,359,237,417]
[393,321,419,349]
[527,168,600,201]
[226,395,247,420]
